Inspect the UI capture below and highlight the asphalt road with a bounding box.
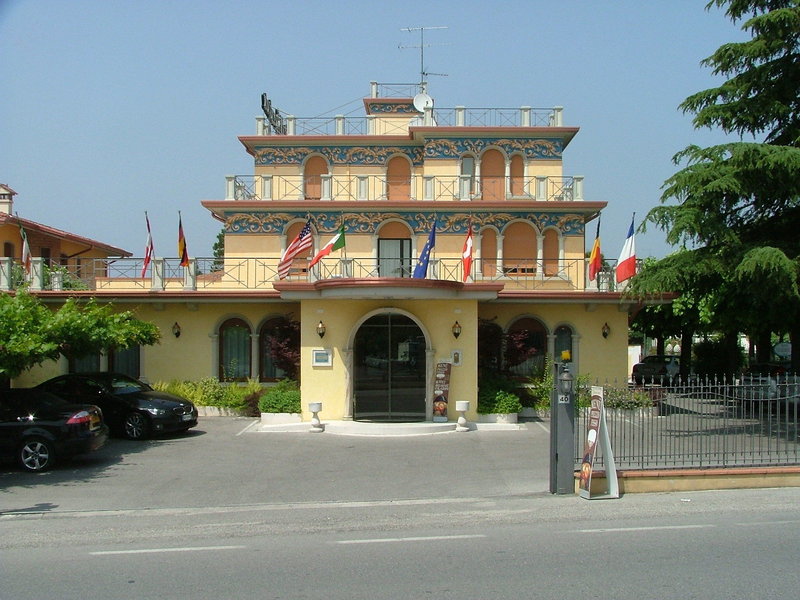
[2,417,799,599]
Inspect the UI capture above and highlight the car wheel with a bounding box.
[19,437,55,472]
[123,411,151,440]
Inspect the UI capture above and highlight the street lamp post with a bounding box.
[550,364,575,494]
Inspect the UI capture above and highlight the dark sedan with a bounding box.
[0,388,109,472]
[37,373,198,440]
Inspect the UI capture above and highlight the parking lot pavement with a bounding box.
[0,417,553,514]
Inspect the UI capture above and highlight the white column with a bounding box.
[225,176,235,200]
[573,176,584,201]
[475,231,483,280]
[250,334,259,380]
[209,334,219,379]
[343,348,354,420]
[425,349,435,421]
[260,175,272,200]
[151,258,165,291]
[183,258,197,291]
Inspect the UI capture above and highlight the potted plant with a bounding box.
[477,375,523,423]
[258,379,302,424]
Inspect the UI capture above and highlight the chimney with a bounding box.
[0,184,16,214]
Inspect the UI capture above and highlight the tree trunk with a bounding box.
[680,329,693,381]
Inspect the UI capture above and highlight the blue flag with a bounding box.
[412,223,436,278]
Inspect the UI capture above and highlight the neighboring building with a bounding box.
[1,183,131,291]
[8,82,641,424]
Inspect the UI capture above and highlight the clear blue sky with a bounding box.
[1,0,745,259]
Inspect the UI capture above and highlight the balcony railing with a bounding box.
[225,174,584,202]
[2,257,624,294]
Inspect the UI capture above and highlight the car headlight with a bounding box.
[144,407,167,416]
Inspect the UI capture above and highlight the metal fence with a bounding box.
[574,376,800,470]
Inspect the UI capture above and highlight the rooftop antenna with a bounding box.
[399,26,448,93]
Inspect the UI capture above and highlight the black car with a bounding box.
[37,373,198,440]
[0,388,108,472]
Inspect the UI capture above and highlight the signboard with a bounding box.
[579,386,619,500]
[433,362,451,422]
[261,93,287,135]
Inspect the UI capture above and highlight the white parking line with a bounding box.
[334,534,486,545]
[90,545,246,556]
[576,524,712,533]
[236,420,261,436]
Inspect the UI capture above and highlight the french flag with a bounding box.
[616,216,636,283]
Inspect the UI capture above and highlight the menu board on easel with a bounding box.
[579,386,619,499]
[433,362,451,422]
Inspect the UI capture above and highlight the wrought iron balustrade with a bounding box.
[1,255,621,293]
[227,174,582,202]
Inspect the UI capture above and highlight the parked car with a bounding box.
[0,388,108,472]
[735,363,800,406]
[632,355,681,385]
[37,373,198,440]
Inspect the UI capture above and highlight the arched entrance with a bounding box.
[353,313,427,422]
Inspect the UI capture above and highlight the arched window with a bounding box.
[506,317,547,377]
[460,155,476,199]
[378,221,412,277]
[480,228,498,278]
[480,149,505,201]
[503,222,537,274]
[510,155,525,197]
[542,229,559,276]
[219,318,251,381]
[259,317,300,381]
[478,319,503,374]
[304,156,328,200]
[554,325,574,365]
[109,346,140,378]
[386,156,411,201]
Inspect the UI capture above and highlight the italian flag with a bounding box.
[309,225,346,268]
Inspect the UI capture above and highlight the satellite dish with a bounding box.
[413,93,434,112]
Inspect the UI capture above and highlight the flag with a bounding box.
[178,213,189,267]
[616,216,636,283]
[412,222,436,279]
[141,212,154,277]
[19,222,31,275]
[278,219,313,279]
[588,217,601,281]
[461,226,473,282]
[309,225,346,268]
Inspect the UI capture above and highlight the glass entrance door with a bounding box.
[354,314,426,422]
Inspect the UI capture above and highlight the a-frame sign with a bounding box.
[578,386,619,499]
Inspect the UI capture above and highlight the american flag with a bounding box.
[278,219,313,279]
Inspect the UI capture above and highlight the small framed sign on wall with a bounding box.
[312,348,332,367]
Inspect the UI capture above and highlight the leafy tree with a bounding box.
[265,315,300,380]
[0,291,160,380]
[633,0,800,372]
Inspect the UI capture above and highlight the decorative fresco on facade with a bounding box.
[253,146,425,166]
[423,138,562,159]
[224,211,586,235]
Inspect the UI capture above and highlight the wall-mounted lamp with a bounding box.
[172,322,181,338]
[602,322,610,339]
[316,320,326,339]
[452,321,462,339]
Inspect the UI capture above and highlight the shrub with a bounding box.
[258,379,301,413]
[477,375,522,414]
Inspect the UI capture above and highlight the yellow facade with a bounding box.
[7,82,644,427]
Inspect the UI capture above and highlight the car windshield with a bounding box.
[107,375,150,394]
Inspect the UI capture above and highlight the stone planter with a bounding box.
[260,412,302,425]
[519,407,550,419]
[197,406,247,417]
[476,412,518,424]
